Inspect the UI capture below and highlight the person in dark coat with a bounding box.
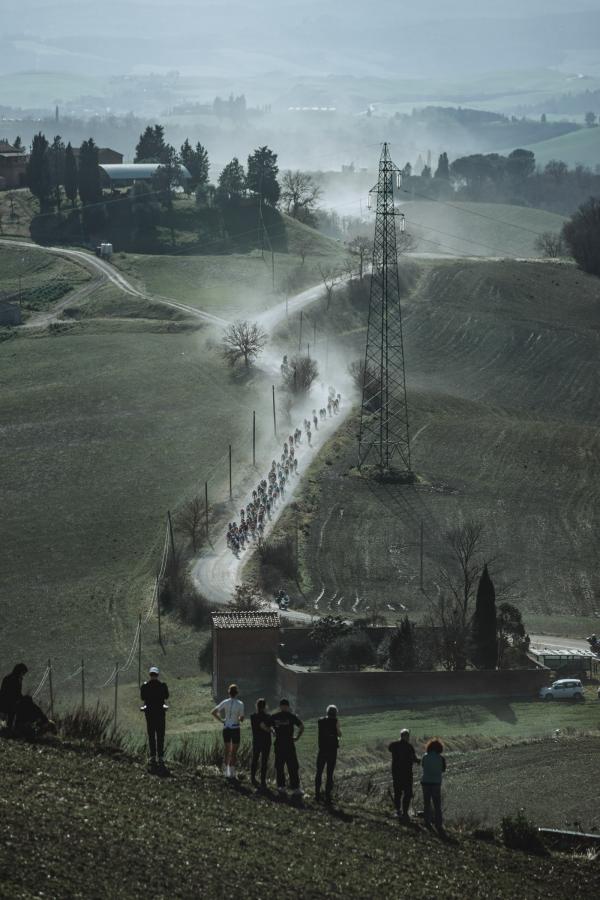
[140,666,169,770]
[315,704,341,803]
[250,698,272,789]
[13,695,56,739]
[0,663,28,731]
[388,728,419,820]
[270,699,304,796]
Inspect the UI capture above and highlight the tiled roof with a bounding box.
[211,610,280,630]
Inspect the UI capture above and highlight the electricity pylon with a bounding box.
[358,142,412,475]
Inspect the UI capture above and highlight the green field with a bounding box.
[516,126,600,169]
[401,200,566,257]
[0,242,90,316]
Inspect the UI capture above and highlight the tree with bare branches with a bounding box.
[175,495,206,553]
[280,170,322,226]
[534,231,565,258]
[282,354,319,394]
[318,266,341,309]
[348,234,371,280]
[221,320,268,368]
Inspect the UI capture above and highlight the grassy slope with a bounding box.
[516,127,600,168]
[1,738,599,900]
[0,243,90,314]
[259,258,600,634]
[400,201,566,257]
[0,189,38,238]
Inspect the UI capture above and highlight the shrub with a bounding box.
[562,197,600,277]
[198,635,213,673]
[320,632,376,671]
[229,582,266,611]
[172,733,253,770]
[178,583,211,629]
[501,810,547,855]
[258,535,297,579]
[58,703,123,747]
[309,615,351,650]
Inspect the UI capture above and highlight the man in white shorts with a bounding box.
[211,683,245,779]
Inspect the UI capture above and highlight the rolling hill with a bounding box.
[513,126,600,169]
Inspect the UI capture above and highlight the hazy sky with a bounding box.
[2,0,599,80]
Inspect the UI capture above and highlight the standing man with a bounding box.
[140,666,169,772]
[250,698,272,790]
[270,698,304,796]
[315,704,341,803]
[0,663,28,731]
[388,728,419,820]
[211,683,245,779]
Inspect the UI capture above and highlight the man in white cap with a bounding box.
[140,666,169,771]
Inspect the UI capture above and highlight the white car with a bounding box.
[539,679,585,701]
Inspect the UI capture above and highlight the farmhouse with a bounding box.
[211,612,547,714]
[0,140,27,189]
[99,163,191,188]
[72,147,123,165]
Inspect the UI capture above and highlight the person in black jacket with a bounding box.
[250,698,272,789]
[388,728,419,820]
[270,699,304,796]
[315,704,341,803]
[140,666,169,770]
[0,663,28,731]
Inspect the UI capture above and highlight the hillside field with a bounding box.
[1,736,599,899]
[258,257,600,636]
[0,242,91,317]
[517,126,600,169]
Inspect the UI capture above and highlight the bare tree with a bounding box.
[441,520,485,625]
[222,320,268,368]
[175,495,206,553]
[425,595,469,671]
[282,354,319,394]
[397,230,417,255]
[298,237,310,265]
[318,266,341,309]
[280,170,322,225]
[348,234,371,280]
[348,359,381,408]
[229,582,266,611]
[534,231,566,258]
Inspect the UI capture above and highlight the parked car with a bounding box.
[539,679,585,701]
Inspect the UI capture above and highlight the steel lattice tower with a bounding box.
[358,143,412,474]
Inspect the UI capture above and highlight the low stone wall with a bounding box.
[276,660,548,716]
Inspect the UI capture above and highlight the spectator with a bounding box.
[315,704,341,803]
[420,738,446,832]
[140,666,169,772]
[0,663,28,731]
[250,698,272,790]
[270,698,304,796]
[13,695,56,739]
[388,728,419,820]
[211,684,245,779]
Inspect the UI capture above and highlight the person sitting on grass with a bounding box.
[13,695,56,739]
[420,738,446,833]
[388,728,420,821]
[211,684,245,780]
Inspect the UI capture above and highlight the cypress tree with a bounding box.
[78,138,102,205]
[26,132,52,211]
[434,152,450,179]
[470,564,498,668]
[247,146,280,206]
[64,143,78,208]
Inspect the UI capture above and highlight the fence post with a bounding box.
[48,658,54,721]
[205,481,209,541]
[113,662,119,732]
[167,510,176,560]
[420,520,424,592]
[272,385,277,437]
[81,658,85,711]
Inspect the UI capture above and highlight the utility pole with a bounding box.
[420,520,424,591]
[81,658,85,711]
[252,410,256,467]
[167,510,176,561]
[228,444,232,500]
[137,613,142,686]
[272,385,277,436]
[358,142,412,475]
[48,658,54,721]
[204,481,209,541]
[113,662,119,731]
[298,310,303,351]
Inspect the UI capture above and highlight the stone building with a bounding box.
[0,141,27,189]
[211,611,280,701]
